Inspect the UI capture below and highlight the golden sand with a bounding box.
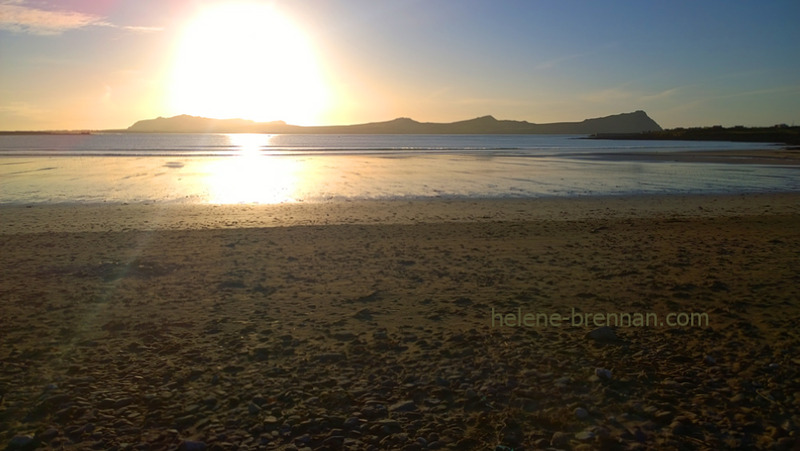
[1,194,799,449]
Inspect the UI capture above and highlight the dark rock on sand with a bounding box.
[343,417,361,430]
[6,436,36,450]
[389,400,417,412]
[178,441,207,451]
[586,326,620,343]
[550,431,571,447]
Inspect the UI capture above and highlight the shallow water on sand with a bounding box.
[1,134,798,204]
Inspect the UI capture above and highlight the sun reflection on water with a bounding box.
[204,134,300,204]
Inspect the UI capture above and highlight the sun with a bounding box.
[168,2,329,125]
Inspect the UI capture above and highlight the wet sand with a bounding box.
[1,194,799,450]
[575,148,800,166]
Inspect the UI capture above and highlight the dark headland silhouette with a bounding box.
[125,111,663,134]
[593,124,800,146]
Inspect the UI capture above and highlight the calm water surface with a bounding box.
[1,134,797,204]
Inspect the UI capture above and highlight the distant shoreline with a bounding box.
[588,125,800,146]
[0,130,93,136]
[4,124,799,150]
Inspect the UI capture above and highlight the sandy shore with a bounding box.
[1,194,799,450]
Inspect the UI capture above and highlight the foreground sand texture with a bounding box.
[1,195,799,450]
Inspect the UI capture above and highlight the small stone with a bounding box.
[586,326,618,343]
[179,441,207,451]
[264,415,279,424]
[322,435,345,447]
[389,400,417,412]
[248,402,261,415]
[574,407,590,420]
[704,355,716,365]
[7,436,35,450]
[555,376,571,387]
[344,417,361,429]
[594,368,612,380]
[550,431,571,447]
[575,429,595,441]
[377,419,402,435]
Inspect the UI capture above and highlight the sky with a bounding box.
[1,0,799,130]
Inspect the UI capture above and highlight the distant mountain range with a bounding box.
[126,111,662,134]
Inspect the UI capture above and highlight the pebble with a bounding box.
[554,376,571,387]
[655,410,674,423]
[322,435,345,447]
[376,419,402,435]
[263,415,279,425]
[586,326,619,343]
[594,368,613,380]
[389,400,417,412]
[178,440,207,451]
[550,431,571,447]
[343,417,361,429]
[730,393,746,403]
[574,407,590,420]
[7,436,35,450]
[575,429,595,441]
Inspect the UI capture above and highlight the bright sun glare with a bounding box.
[204,134,301,204]
[169,3,329,125]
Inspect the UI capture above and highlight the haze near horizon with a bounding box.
[1,0,799,131]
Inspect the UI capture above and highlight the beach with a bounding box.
[1,193,799,450]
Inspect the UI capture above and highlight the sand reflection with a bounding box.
[204,134,301,204]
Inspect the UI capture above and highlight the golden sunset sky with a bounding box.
[1,0,799,130]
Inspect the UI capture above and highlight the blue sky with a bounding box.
[1,0,799,130]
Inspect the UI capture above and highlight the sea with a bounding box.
[1,133,797,204]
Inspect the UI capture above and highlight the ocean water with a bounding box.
[0,133,797,204]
